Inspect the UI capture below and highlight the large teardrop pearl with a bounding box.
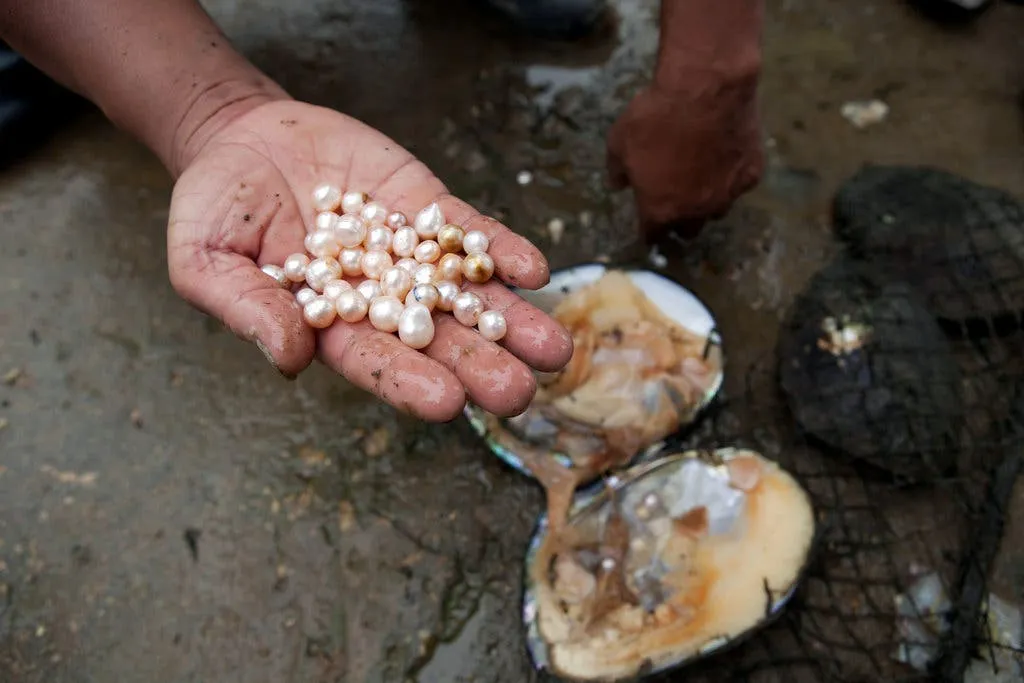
[360,249,393,280]
[261,264,290,288]
[335,290,369,323]
[322,279,353,301]
[305,229,341,259]
[368,296,404,333]
[314,211,338,232]
[413,240,441,264]
[462,230,490,254]
[462,252,495,284]
[406,283,440,311]
[303,295,337,329]
[341,190,367,215]
[364,225,393,252]
[356,279,383,302]
[312,184,342,212]
[435,281,461,312]
[361,201,389,226]
[295,287,318,307]
[477,310,507,341]
[339,247,365,277]
[380,267,413,300]
[452,291,485,326]
[335,214,367,249]
[283,253,311,282]
[392,226,420,258]
[305,257,343,292]
[435,253,463,285]
[414,202,444,240]
[437,224,465,253]
[398,303,435,350]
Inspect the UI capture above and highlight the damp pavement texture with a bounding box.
[1,1,1023,682]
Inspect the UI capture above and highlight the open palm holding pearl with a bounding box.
[168,99,573,422]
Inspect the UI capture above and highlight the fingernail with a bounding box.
[255,338,297,381]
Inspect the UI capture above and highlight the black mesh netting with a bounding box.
[619,165,1024,683]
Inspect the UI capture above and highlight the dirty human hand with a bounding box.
[607,0,766,241]
[0,0,573,422]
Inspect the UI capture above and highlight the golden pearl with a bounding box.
[436,224,465,253]
[462,252,495,284]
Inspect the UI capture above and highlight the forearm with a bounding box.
[654,0,764,89]
[0,0,289,176]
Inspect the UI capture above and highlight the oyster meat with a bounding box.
[523,448,816,682]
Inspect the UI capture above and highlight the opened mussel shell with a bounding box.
[520,447,816,682]
[465,263,725,485]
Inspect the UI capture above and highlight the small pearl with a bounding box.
[406,283,440,311]
[380,267,413,300]
[283,253,311,282]
[414,240,441,264]
[477,310,507,341]
[305,257,343,292]
[452,291,485,326]
[397,303,436,350]
[322,279,353,301]
[414,202,444,240]
[335,214,368,249]
[364,225,394,252]
[462,252,495,284]
[368,295,404,333]
[341,190,367,215]
[437,224,465,253]
[392,227,420,258]
[335,290,369,323]
[303,295,337,329]
[312,183,342,212]
[435,281,461,312]
[386,211,408,229]
[463,230,490,254]
[356,279,382,301]
[360,249,393,280]
[261,264,289,288]
[314,211,338,232]
[305,229,341,259]
[339,247,365,277]
[361,201,389,225]
[295,287,318,306]
[436,253,463,285]
[413,263,437,286]
[395,257,419,274]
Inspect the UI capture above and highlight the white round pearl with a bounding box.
[283,253,311,282]
[341,190,367,215]
[414,240,441,264]
[322,279,353,301]
[386,211,407,229]
[462,230,490,254]
[295,287,318,306]
[360,249,393,280]
[397,303,435,350]
[406,283,440,311]
[435,281,461,312]
[356,279,383,301]
[380,267,413,299]
[392,226,420,258]
[368,296,404,333]
[452,291,485,327]
[365,225,394,252]
[261,264,289,288]
[314,211,339,232]
[413,263,437,286]
[395,257,419,275]
[303,295,337,329]
[305,257,343,292]
[335,214,367,249]
[462,252,495,284]
[312,184,342,212]
[335,290,369,323]
[339,247,365,277]
[305,229,341,259]
[361,201,389,225]
[436,253,463,285]
[477,310,507,341]
[414,202,444,240]
[437,224,465,253]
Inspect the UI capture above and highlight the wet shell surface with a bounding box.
[522,448,816,682]
[465,263,725,484]
[777,255,964,484]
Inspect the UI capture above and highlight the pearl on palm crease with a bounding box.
[266,183,506,349]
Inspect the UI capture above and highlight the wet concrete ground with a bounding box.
[1,1,1023,681]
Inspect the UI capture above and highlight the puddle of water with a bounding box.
[525,64,603,109]
[415,592,502,683]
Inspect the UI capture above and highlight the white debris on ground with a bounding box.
[546,218,565,245]
[648,245,667,269]
[516,170,533,186]
[841,99,890,128]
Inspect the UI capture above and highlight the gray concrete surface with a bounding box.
[1,1,1022,682]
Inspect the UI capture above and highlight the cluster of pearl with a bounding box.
[259,183,508,350]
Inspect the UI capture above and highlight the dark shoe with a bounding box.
[0,43,84,168]
[482,0,609,39]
